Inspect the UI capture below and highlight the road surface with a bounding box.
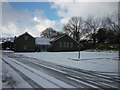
[2,52,120,89]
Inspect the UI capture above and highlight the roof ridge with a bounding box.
[16,32,35,39]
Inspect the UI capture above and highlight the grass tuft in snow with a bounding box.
[2,72,17,88]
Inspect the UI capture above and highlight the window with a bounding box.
[24,45,27,50]
[71,43,73,48]
[63,42,70,48]
[64,42,66,48]
[59,42,62,47]
[66,42,69,48]
[24,36,28,40]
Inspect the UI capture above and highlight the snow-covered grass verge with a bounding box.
[2,61,31,88]
[16,51,119,73]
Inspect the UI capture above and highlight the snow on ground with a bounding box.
[2,50,14,53]
[3,55,75,88]
[16,51,119,73]
[2,61,32,88]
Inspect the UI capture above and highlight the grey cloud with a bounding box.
[52,2,118,19]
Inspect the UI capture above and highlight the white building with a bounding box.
[35,37,51,52]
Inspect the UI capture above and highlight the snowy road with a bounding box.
[2,52,120,89]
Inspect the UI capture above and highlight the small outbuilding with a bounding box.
[35,37,51,52]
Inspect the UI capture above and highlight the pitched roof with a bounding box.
[50,34,65,41]
[50,34,83,46]
[16,32,35,39]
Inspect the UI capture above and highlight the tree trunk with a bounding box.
[118,44,120,60]
[78,46,80,60]
[119,50,120,60]
[78,50,80,59]
[93,37,96,46]
[93,29,96,46]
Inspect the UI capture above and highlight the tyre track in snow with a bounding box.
[2,54,94,88]
[7,52,120,82]
[3,52,120,89]
[4,52,119,82]
[13,58,117,88]
[3,52,119,88]
[8,52,120,83]
[2,59,43,88]
[2,55,75,89]
[29,56,120,83]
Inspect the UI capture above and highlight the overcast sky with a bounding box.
[1,1,118,37]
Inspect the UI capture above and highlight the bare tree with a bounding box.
[64,17,89,59]
[101,10,120,34]
[40,27,62,38]
[102,17,119,33]
[64,17,87,42]
[85,16,101,45]
[101,11,120,59]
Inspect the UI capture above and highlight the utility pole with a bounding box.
[78,45,80,60]
[118,2,120,88]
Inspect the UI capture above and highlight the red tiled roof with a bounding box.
[51,34,65,40]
